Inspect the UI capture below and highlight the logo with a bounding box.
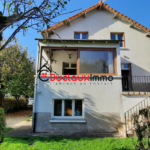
[37,63,58,82]
[38,64,113,82]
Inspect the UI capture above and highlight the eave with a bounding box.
[35,38,122,45]
[41,1,150,38]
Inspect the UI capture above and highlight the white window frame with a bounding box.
[74,32,88,39]
[112,34,122,40]
[52,99,84,119]
[111,33,124,47]
[115,34,118,40]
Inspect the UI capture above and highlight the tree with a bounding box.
[0,39,35,107]
[0,0,78,51]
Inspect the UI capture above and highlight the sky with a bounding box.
[1,0,150,61]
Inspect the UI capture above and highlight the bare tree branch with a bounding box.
[0,0,78,51]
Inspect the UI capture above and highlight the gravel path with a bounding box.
[6,109,32,136]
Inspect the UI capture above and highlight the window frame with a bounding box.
[110,32,125,47]
[74,32,89,39]
[63,62,77,69]
[52,99,84,119]
[40,47,118,76]
[77,48,117,76]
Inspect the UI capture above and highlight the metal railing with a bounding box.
[124,96,150,137]
[122,76,150,92]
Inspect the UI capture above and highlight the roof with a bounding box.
[41,1,150,38]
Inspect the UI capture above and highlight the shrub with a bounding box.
[2,98,28,113]
[0,108,7,143]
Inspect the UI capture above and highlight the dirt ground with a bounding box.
[6,109,32,136]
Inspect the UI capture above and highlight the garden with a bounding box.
[0,106,137,150]
[0,136,136,150]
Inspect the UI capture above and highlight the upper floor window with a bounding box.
[74,32,88,39]
[111,33,125,47]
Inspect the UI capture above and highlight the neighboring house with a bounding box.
[33,1,150,137]
[4,94,11,98]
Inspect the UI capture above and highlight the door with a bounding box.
[121,64,132,91]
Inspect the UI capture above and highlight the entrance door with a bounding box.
[121,64,132,91]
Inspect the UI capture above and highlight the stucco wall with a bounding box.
[34,77,123,132]
[36,77,122,112]
[34,41,123,133]
[35,112,121,133]
[34,9,150,133]
[122,95,148,113]
[50,10,150,76]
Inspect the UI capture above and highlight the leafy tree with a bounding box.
[0,39,35,107]
[0,0,78,51]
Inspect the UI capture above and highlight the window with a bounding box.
[53,99,83,118]
[74,32,88,39]
[78,50,116,74]
[111,33,125,47]
[54,100,62,116]
[71,64,77,68]
[63,62,77,75]
[124,64,129,69]
[64,100,72,116]
[121,64,129,70]
[75,33,80,39]
[63,62,69,68]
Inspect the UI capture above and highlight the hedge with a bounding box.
[0,108,6,143]
[2,98,29,113]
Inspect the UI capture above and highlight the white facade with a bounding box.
[50,10,150,76]
[33,7,150,136]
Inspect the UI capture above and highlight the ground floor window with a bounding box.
[53,99,83,118]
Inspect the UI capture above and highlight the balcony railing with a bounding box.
[122,76,150,92]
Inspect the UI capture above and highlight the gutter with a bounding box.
[35,38,123,43]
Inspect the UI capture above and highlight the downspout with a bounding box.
[32,41,40,133]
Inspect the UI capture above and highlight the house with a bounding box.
[33,1,150,137]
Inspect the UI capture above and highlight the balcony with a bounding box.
[122,76,150,92]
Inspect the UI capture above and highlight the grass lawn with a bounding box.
[0,136,137,150]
